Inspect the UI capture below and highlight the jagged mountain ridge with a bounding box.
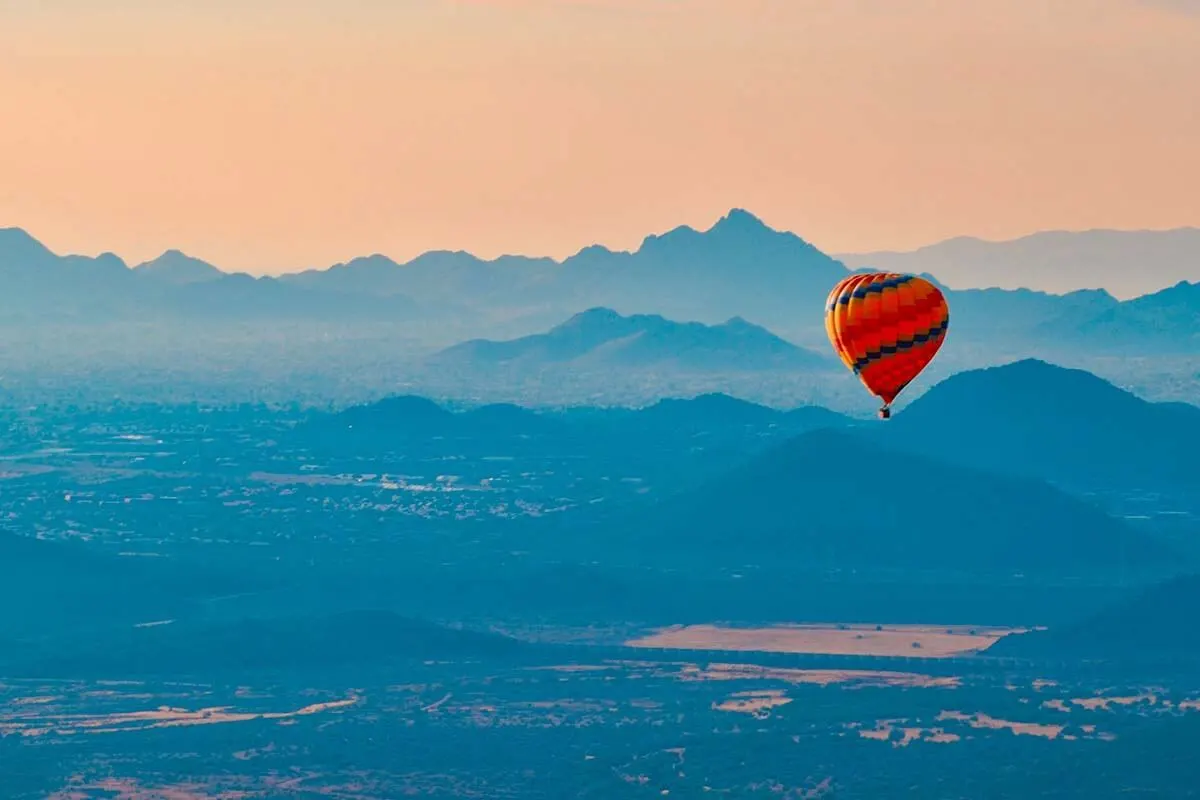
[1,214,1194,351]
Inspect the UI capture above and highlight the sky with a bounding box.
[1,0,1198,274]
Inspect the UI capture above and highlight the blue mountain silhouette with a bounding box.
[1,214,1192,352]
[886,358,1200,490]
[990,573,1200,661]
[431,307,830,372]
[1040,280,1200,353]
[837,227,1200,298]
[133,249,224,285]
[623,426,1170,577]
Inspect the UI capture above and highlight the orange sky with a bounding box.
[1,0,1197,273]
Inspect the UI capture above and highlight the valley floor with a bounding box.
[6,646,1199,799]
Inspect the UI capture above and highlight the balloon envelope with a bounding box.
[824,273,949,412]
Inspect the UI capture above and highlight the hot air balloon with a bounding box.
[824,273,949,419]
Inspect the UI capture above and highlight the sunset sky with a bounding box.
[1,0,1198,273]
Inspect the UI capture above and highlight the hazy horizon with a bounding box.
[3,0,1198,279]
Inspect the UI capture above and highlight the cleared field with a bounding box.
[715,689,793,714]
[625,623,1027,659]
[855,720,960,747]
[937,710,1063,739]
[1,693,359,739]
[672,663,960,688]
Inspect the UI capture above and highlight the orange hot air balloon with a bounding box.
[825,273,949,419]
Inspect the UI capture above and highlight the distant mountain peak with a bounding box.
[555,306,628,329]
[1005,357,1055,370]
[140,248,194,263]
[336,395,453,429]
[574,306,622,319]
[0,226,56,266]
[1069,287,1118,301]
[552,307,689,336]
[722,315,754,328]
[1161,279,1199,295]
[708,208,769,233]
[0,226,46,245]
[434,307,829,372]
[134,249,223,283]
[637,224,701,250]
[335,253,402,270]
[643,392,772,415]
[411,248,473,260]
[919,358,1130,402]
[572,243,617,259]
[888,358,1200,491]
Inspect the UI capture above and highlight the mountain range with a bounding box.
[884,358,1200,491]
[302,388,853,446]
[296,389,856,496]
[838,227,1200,299]
[1039,279,1200,353]
[430,307,831,373]
[310,356,1199,495]
[612,426,1170,578]
[298,358,1198,580]
[283,208,845,324]
[3,213,1196,355]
